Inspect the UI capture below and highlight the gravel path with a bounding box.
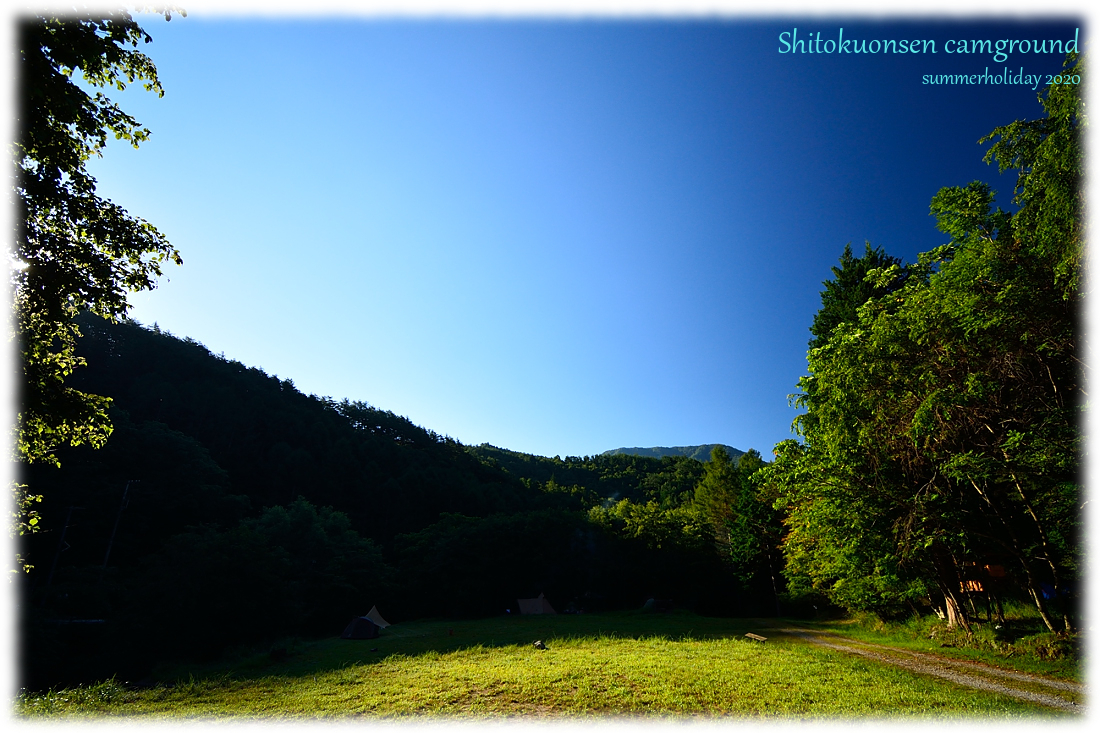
[776,627,1084,714]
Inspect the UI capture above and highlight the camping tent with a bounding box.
[642,598,674,612]
[341,616,380,640]
[517,593,556,615]
[365,605,391,628]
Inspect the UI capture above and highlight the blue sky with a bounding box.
[80,13,1083,458]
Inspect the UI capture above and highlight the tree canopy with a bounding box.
[13,9,181,466]
[807,242,904,351]
[765,55,1085,632]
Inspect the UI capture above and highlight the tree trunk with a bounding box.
[968,477,1064,633]
[1019,558,1060,633]
[943,590,969,631]
[932,541,971,632]
[1008,470,1072,632]
[764,542,782,617]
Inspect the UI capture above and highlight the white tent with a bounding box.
[365,605,391,628]
[517,593,556,615]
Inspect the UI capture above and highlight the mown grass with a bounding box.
[16,611,1071,719]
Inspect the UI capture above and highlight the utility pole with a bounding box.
[42,505,78,605]
[101,480,137,580]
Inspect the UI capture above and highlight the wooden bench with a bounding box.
[744,633,768,643]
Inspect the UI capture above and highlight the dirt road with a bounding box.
[774,627,1084,714]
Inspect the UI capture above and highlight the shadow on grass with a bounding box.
[153,610,782,685]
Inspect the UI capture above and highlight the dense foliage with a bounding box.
[764,55,1085,632]
[18,318,775,689]
[11,10,184,579]
[13,10,180,467]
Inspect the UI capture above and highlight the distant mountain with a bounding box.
[601,445,745,463]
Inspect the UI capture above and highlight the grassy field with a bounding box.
[16,611,1078,719]
[802,607,1082,681]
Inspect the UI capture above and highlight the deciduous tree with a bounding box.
[13,9,182,467]
[768,55,1084,631]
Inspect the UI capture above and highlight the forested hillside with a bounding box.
[18,317,773,689]
[468,443,715,506]
[43,316,546,542]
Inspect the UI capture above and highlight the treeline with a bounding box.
[18,318,774,689]
[761,56,1084,633]
[469,443,720,507]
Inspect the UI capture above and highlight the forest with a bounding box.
[16,315,779,687]
[11,12,1084,694]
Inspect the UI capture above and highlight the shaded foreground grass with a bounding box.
[17,611,1071,719]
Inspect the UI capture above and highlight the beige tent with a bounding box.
[365,605,391,628]
[517,593,556,615]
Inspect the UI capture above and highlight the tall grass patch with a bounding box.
[805,603,1082,680]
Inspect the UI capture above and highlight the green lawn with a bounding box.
[17,611,1073,719]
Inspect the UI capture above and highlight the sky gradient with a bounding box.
[78,13,1083,458]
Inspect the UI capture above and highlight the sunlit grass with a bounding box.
[17,612,1068,719]
[800,605,1083,682]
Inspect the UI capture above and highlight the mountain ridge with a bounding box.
[601,444,744,462]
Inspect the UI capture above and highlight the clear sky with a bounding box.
[77,11,1082,458]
